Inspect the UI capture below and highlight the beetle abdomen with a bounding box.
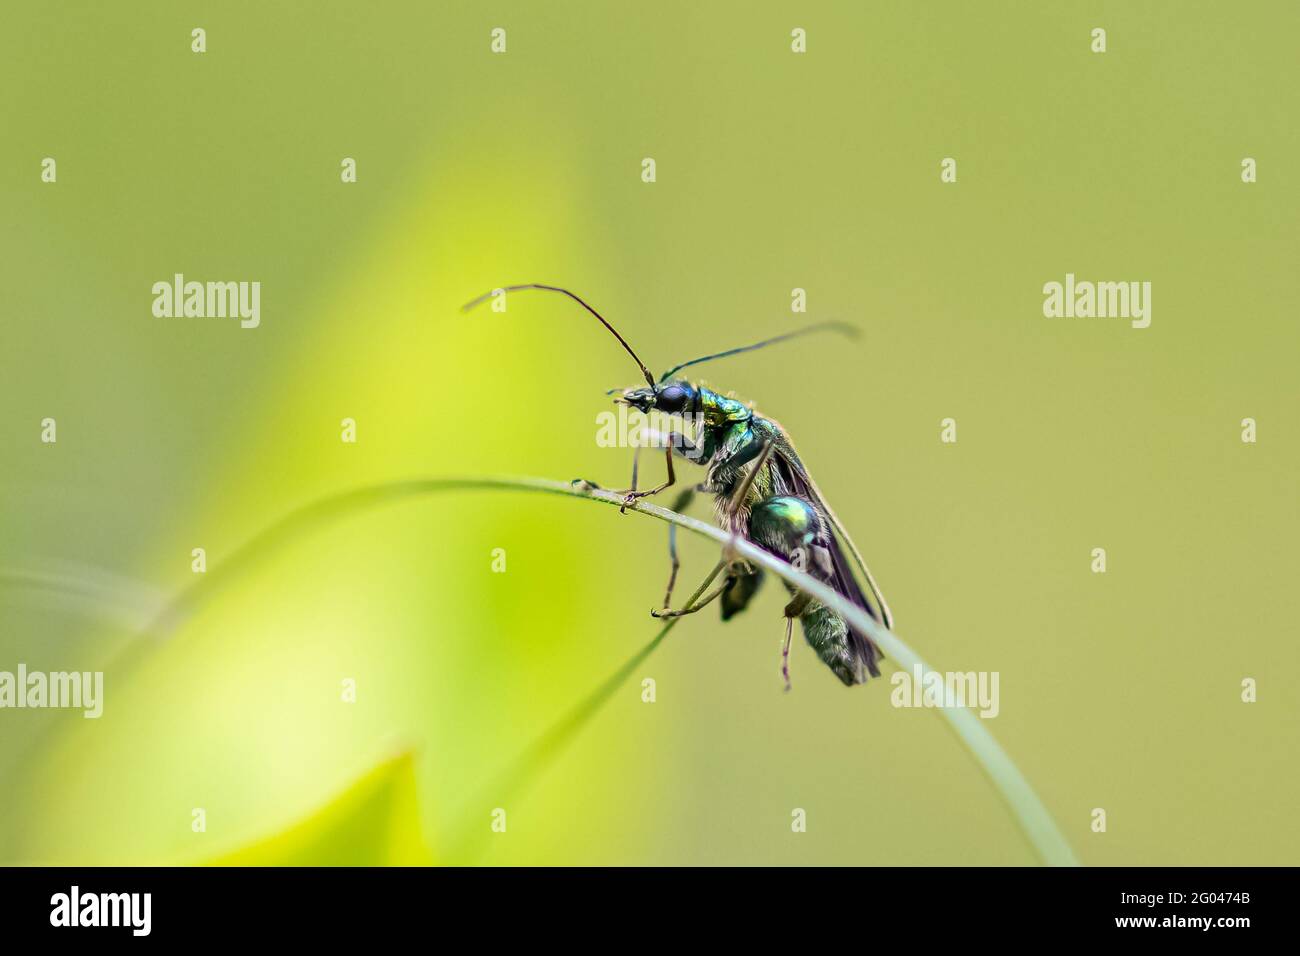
[748,495,867,684]
[798,604,864,686]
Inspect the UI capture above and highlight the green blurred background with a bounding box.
[2,1,1296,865]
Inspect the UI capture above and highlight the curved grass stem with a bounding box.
[115,475,1079,866]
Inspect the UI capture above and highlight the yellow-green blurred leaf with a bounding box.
[207,751,432,866]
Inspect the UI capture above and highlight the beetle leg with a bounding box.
[650,577,732,619]
[651,558,727,618]
[718,438,775,555]
[661,486,697,609]
[617,444,677,513]
[781,616,794,692]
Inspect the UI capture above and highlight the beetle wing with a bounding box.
[760,427,885,676]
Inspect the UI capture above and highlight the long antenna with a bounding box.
[462,283,656,387]
[658,320,859,382]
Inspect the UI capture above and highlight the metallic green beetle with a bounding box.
[464,284,894,690]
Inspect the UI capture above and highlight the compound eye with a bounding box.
[657,384,687,412]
